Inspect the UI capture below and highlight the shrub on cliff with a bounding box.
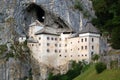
[95,62,106,73]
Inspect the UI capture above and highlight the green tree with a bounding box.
[95,62,106,73]
[48,61,85,80]
[111,27,120,49]
[92,54,100,62]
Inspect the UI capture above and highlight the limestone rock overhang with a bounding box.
[26,3,73,33]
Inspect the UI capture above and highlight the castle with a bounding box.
[26,20,100,69]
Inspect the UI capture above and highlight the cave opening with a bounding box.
[27,3,45,23]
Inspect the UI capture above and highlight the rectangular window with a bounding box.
[59,44,61,47]
[65,44,67,47]
[92,38,94,42]
[51,37,54,40]
[59,38,61,41]
[47,49,50,52]
[47,43,50,46]
[55,49,57,53]
[92,45,94,50]
[81,46,83,50]
[65,50,67,52]
[81,39,83,42]
[55,44,57,47]
[47,37,49,40]
[39,37,41,40]
[85,46,87,49]
[55,38,57,41]
[59,50,61,53]
[85,38,87,42]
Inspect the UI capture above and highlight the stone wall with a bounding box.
[101,54,120,69]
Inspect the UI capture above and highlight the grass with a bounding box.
[74,64,120,80]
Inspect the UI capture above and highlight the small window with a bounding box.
[85,54,87,56]
[51,37,54,40]
[82,54,83,56]
[65,44,67,47]
[65,50,67,53]
[47,49,50,52]
[39,37,41,40]
[65,56,67,58]
[59,54,61,57]
[78,48,80,50]
[81,39,83,42]
[92,38,94,42]
[47,37,49,40]
[91,52,94,55]
[59,44,61,47]
[71,42,72,44]
[85,38,87,42]
[55,44,57,47]
[55,49,57,53]
[39,43,41,46]
[78,41,80,43]
[55,38,57,41]
[59,50,61,53]
[81,46,83,50]
[92,46,94,50]
[71,55,72,57]
[59,38,61,41]
[85,46,87,49]
[71,49,72,51]
[32,44,34,46]
[78,55,80,57]
[47,43,50,46]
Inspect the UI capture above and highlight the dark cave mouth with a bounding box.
[27,3,45,23]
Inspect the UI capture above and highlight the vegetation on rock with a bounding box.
[0,44,7,55]
[92,54,100,62]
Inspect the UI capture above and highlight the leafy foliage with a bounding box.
[95,62,106,73]
[0,44,7,55]
[48,61,90,80]
[111,27,120,49]
[74,0,83,11]
[92,54,100,62]
[91,0,120,49]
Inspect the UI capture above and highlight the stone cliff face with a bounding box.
[0,0,95,43]
[0,0,95,80]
